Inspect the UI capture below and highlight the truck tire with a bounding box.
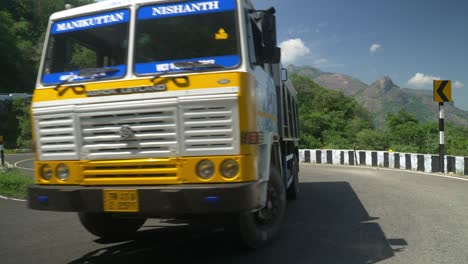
[287,153,299,200]
[78,212,146,239]
[233,166,286,249]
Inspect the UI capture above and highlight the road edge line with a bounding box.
[14,158,35,171]
[302,163,468,182]
[1,162,28,202]
[0,195,26,202]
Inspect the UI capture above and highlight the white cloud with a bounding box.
[454,81,464,89]
[407,73,440,89]
[279,38,311,65]
[369,43,382,53]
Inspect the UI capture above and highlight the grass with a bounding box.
[4,148,33,154]
[0,168,33,199]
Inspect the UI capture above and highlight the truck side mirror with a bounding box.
[261,8,280,64]
[261,10,277,48]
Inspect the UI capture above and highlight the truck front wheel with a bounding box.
[78,212,146,239]
[234,166,286,249]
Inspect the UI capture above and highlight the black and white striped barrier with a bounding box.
[299,149,467,175]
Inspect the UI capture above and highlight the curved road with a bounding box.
[3,153,35,177]
[2,163,468,263]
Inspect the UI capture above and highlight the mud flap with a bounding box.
[253,132,273,211]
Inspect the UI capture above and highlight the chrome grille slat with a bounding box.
[39,127,74,135]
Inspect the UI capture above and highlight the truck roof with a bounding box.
[50,0,207,20]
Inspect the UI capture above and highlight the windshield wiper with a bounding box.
[54,67,120,94]
[150,61,225,83]
[78,67,120,79]
[173,61,225,70]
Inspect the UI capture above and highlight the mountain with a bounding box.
[287,65,367,96]
[288,65,468,129]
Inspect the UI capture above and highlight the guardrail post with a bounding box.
[327,150,333,164]
[417,155,424,171]
[371,152,377,167]
[394,153,400,169]
[359,151,366,165]
[465,157,468,176]
[384,152,389,168]
[349,151,355,165]
[305,150,310,163]
[316,150,322,164]
[447,156,455,173]
[405,154,411,170]
[432,155,440,173]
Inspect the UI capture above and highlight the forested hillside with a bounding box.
[0,0,94,93]
[289,65,468,129]
[292,74,468,156]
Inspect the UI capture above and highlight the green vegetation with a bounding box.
[1,2,466,156]
[0,0,94,94]
[293,74,374,150]
[0,168,33,199]
[0,97,32,149]
[293,74,468,156]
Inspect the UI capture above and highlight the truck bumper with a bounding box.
[27,182,263,215]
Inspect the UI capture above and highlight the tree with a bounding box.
[0,0,95,93]
[356,129,389,150]
[13,97,32,148]
[291,74,375,149]
[0,99,20,148]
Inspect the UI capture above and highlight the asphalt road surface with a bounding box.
[2,163,468,264]
[3,153,34,177]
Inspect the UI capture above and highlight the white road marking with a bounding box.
[1,158,31,202]
[14,158,35,171]
[0,195,26,202]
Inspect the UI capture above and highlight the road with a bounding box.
[2,163,468,263]
[3,153,34,177]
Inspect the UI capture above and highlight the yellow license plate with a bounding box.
[103,190,139,212]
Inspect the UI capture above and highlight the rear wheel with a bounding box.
[78,212,146,239]
[287,153,299,200]
[232,166,286,249]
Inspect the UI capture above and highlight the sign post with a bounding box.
[433,80,452,173]
[0,136,4,167]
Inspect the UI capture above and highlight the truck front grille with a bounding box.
[33,89,239,161]
[80,107,178,160]
[182,105,236,155]
[35,114,79,160]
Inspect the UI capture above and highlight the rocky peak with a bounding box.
[372,76,398,92]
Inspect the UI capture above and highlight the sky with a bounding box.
[255,0,468,111]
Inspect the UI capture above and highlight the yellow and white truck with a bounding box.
[28,0,300,248]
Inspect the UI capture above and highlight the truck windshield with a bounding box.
[42,9,130,85]
[134,0,240,75]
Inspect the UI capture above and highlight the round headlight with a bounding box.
[196,160,215,179]
[220,159,239,178]
[40,164,53,180]
[56,164,69,181]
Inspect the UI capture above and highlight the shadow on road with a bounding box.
[70,182,407,264]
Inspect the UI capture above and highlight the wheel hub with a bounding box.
[256,185,280,225]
